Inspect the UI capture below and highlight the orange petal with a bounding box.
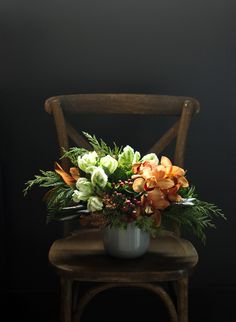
[171,166,185,177]
[156,178,175,189]
[144,177,157,191]
[168,192,182,202]
[161,156,172,167]
[165,165,173,175]
[55,162,75,186]
[70,167,80,180]
[147,189,170,210]
[132,177,145,192]
[153,165,166,180]
[132,163,141,174]
[178,176,189,188]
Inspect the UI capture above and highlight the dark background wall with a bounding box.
[1,0,236,321]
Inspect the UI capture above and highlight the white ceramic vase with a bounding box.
[103,222,150,259]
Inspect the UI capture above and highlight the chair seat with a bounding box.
[49,229,198,283]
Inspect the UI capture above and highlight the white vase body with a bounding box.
[103,222,150,259]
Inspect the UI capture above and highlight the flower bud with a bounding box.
[100,155,118,174]
[87,196,103,212]
[72,190,90,202]
[78,151,98,173]
[91,166,108,188]
[118,145,135,166]
[141,153,159,163]
[133,151,141,164]
[76,177,93,195]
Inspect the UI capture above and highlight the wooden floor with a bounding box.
[6,287,235,322]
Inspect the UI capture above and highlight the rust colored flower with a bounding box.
[132,156,189,214]
[55,162,80,186]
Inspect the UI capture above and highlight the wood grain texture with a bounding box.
[49,229,198,283]
[45,94,200,115]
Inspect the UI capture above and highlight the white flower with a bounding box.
[76,177,93,195]
[87,196,103,212]
[141,153,159,164]
[118,146,133,166]
[91,166,108,188]
[72,190,90,202]
[133,151,141,164]
[78,151,98,173]
[100,155,118,174]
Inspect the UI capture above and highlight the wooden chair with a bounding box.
[45,93,200,322]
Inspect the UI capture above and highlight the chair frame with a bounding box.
[45,93,200,322]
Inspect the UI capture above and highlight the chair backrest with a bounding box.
[44,93,200,234]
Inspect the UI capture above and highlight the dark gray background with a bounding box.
[1,1,235,321]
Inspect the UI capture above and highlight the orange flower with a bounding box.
[132,156,189,212]
[54,162,80,186]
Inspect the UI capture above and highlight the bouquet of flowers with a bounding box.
[24,132,225,242]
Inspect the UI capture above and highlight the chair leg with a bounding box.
[176,277,188,322]
[60,277,73,322]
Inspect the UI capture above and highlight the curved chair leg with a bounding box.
[73,283,178,322]
[60,277,73,322]
[176,277,188,322]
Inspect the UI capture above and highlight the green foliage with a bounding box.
[61,147,89,166]
[83,132,122,157]
[44,185,75,215]
[179,186,197,198]
[163,198,225,243]
[23,170,63,196]
[135,216,162,236]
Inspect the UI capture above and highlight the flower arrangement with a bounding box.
[24,132,225,242]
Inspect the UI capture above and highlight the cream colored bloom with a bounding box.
[78,151,98,173]
[141,153,159,164]
[76,177,93,195]
[100,155,118,174]
[87,196,103,212]
[72,190,90,202]
[91,166,108,188]
[118,145,140,166]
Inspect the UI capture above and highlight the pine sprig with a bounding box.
[61,147,89,166]
[83,132,122,157]
[163,199,225,243]
[45,185,75,215]
[23,170,63,196]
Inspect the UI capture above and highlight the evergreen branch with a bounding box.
[45,185,75,214]
[82,132,122,157]
[23,170,63,196]
[61,147,89,166]
[163,198,225,243]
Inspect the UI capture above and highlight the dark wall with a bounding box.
[1,0,235,308]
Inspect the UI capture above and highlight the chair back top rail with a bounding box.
[45,93,200,116]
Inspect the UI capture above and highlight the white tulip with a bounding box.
[76,177,93,195]
[78,151,98,173]
[91,166,108,188]
[141,153,159,164]
[87,196,103,212]
[72,190,90,202]
[133,151,141,164]
[118,145,135,166]
[100,155,118,174]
